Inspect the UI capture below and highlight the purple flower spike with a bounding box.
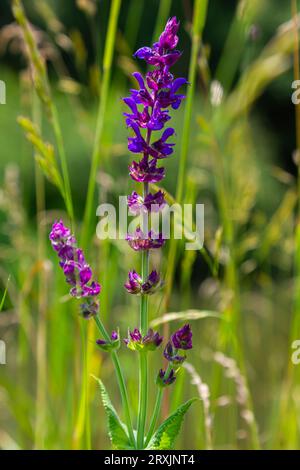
[158,17,180,51]
[126,227,165,251]
[49,220,101,317]
[156,368,176,387]
[171,324,193,350]
[124,328,163,351]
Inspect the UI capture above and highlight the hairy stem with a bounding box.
[137,181,150,449]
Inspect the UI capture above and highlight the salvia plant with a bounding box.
[50,17,196,450]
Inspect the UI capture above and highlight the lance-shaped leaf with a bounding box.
[147,398,197,450]
[93,376,134,450]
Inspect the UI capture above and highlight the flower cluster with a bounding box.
[157,324,193,388]
[124,16,187,255]
[124,328,163,351]
[49,220,101,318]
[96,330,120,352]
[124,270,163,295]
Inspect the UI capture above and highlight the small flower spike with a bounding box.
[124,328,163,351]
[49,220,101,317]
[96,330,120,352]
[156,368,176,387]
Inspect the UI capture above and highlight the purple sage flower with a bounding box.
[127,190,166,215]
[129,158,165,183]
[124,270,163,295]
[171,324,193,350]
[124,328,163,351]
[96,330,120,352]
[124,16,186,262]
[126,227,165,251]
[49,220,101,317]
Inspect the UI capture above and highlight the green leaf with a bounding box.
[93,376,133,450]
[147,398,198,450]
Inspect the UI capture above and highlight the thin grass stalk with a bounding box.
[124,0,144,52]
[162,0,209,417]
[275,0,300,447]
[32,92,47,449]
[81,0,121,249]
[12,0,74,223]
[209,138,260,449]
[74,0,121,448]
[72,321,91,449]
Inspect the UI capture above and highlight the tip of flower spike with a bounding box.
[171,324,192,350]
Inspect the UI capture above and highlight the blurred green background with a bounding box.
[0,0,299,450]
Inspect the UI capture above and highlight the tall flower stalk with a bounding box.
[123,17,189,449]
[49,17,194,451]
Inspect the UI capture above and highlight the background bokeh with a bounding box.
[0,0,299,450]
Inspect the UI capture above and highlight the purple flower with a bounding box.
[129,158,165,183]
[49,221,101,314]
[171,324,193,350]
[124,328,163,351]
[124,269,163,295]
[124,270,143,294]
[156,368,176,387]
[151,128,175,158]
[127,190,165,215]
[158,17,180,51]
[124,98,170,131]
[141,270,163,294]
[96,330,120,352]
[157,78,188,109]
[126,227,165,251]
[134,46,181,68]
[163,341,186,365]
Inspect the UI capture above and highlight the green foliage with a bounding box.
[93,376,133,450]
[147,399,197,450]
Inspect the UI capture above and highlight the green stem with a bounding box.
[93,315,136,448]
[145,361,173,447]
[145,389,163,447]
[81,0,121,249]
[137,180,150,449]
[137,351,148,449]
